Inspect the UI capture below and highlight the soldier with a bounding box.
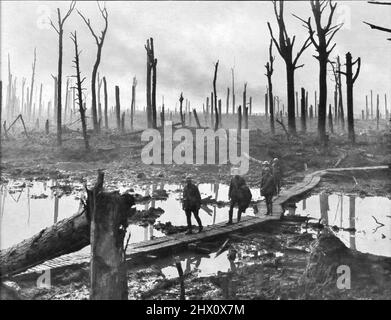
[228,174,252,224]
[271,158,282,195]
[182,176,203,234]
[260,166,276,215]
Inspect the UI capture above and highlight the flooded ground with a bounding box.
[288,193,391,257]
[0,179,262,250]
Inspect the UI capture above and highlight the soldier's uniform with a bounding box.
[182,177,203,234]
[271,158,282,195]
[228,175,252,224]
[260,167,276,215]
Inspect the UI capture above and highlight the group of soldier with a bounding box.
[182,158,282,234]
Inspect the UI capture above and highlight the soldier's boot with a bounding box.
[267,198,273,215]
[185,211,193,234]
[237,209,243,222]
[194,210,203,233]
[227,204,234,224]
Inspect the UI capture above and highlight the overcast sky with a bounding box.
[1,1,391,114]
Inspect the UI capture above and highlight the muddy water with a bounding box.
[0,180,262,250]
[150,193,391,279]
[289,193,391,257]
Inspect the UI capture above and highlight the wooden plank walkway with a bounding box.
[19,165,389,275]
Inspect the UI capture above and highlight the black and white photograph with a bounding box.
[0,0,390,303]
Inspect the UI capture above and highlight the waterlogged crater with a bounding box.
[289,193,391,257]
[0,179,261,250]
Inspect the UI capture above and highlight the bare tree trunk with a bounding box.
[231,68,235,114]
[213,61,219,130]
[130,77,137,131]
[342,52,361,143]
[301,87,306,133]
[193,109,201,128]
[29,49,36,125]
[71,31,89,151]
[115,86,121,130]
[179,93,184,126]
[103,76,108,129]
[226,87,230,114]
[328,104,334,134]
[238,105,242,131]
[88,171,132,300]
[78,3,108,133]
[337,57,345,130]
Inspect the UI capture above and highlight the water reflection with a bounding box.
[288,193,391,257]
[0,180,261,250]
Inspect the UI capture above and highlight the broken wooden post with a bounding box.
[88,171,133,300]
[115,85,121,130]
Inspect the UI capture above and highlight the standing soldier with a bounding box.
[260,167,276,215]
[182,176,203,234]
[271,158,282,195]
[228,174,252,224]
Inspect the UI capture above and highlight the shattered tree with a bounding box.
[268,0,311,134]
[50,1,76,145]
[78,2,108,133]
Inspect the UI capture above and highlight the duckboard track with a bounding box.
[19,165,389,275]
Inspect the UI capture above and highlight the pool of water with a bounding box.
[288,193,391,257]
[0,179,262,250]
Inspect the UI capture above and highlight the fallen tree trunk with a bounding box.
[0,208,90,279]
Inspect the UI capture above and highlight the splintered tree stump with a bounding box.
[87,172,134,300]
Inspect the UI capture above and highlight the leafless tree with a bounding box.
[265,40,275,134]
[78,1,108,133]
[213,60,219,130]
[294,0,343,143]
[145,38,157,128]
[28,48,37,123]
[50,1,76,146]
[268,0,311,134]
[70,31,89,151]
[364,1,391,41]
